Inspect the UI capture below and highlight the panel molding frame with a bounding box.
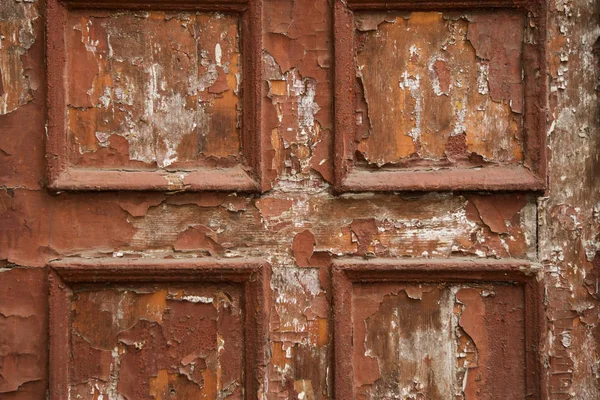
[332,258,546,399]
[48,257,270,399]
[333,0,548,192]
[46,0,264,192]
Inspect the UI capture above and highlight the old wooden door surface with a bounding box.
[1,0,599,398]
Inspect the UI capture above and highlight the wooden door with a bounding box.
[1,0,599,398]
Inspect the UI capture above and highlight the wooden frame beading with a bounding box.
[333,0,547,192]
[48,258,269,399]
[332,258,545,399]
[46,0,263,191]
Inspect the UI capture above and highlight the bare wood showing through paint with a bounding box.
[46,0,264,191]
[333,0,547,192]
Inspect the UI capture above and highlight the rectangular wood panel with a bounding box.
[333,259,545,399]
[46,0,263,191]
[48,258,269,400]
[334,0,547,191]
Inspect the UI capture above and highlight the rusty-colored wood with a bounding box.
[48,258,270,400]
[46,0,263,191]
[333,258,545,399]
[333,0,547,192]
[1,0,598,398]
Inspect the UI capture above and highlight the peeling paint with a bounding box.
[68,284,243,399]
[354,11,525,168]
[352,282,527,399]
[0,1,38,115]
[0,0,599,397]
[0,267,47,397]
[66,11,242,169]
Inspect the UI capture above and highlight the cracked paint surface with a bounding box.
[0,0,38,115]
[262,0,333,188]
[69,284,243,399]
[0,0,599,398]
[354,11,524,168]
[0,267,47,397]
[352,283,526,399]
[66,11,242,169]
[541,0,600,397]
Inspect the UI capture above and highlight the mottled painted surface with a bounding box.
[355,11,524,168]
[541,0,600,397]
[0,0,598,398]
[68,284,243,399]
[353,283,526,399]
[0,1,39,116]
[66,11,242,169]
[0,267,47,397]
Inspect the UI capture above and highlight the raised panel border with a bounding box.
[333,0,548,192]
[48,257,270,399]
[46,0,264,191]
[332,258,546,399]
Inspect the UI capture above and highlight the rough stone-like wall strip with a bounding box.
[541,0,600,398]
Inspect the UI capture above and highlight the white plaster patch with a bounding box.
[428,56,451,96]
[476,62,490,95]
[181,295,214,303]
[398,71,422,141]
[215,43,222,66]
